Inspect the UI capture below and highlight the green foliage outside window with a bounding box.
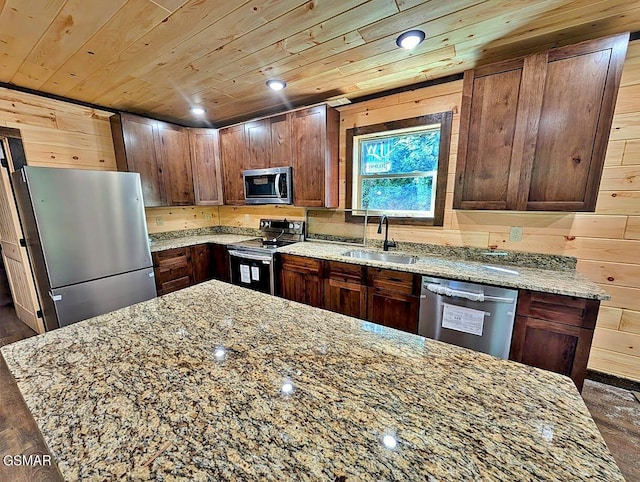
[356,128,440,214]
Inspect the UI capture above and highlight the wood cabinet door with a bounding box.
[291,106,326,206]
[189,128,223,205]
[527,34,628,211]
[154,122,194,206]
[510,315,594,391]
[281,269,323,307]
[510,290,599,391]
[244,119,270,170]
[324,261,366,318]
[191,244,212,284]
[366,289,419,334]
[219,125,246,205]
[290,105,338,207]
[454,33,628,212]
[366,268,419,333]
[210,243,230,283]
[117,114,165,207]
[279,254,323,307]
[269,114,291,167]
[454,59,525,210]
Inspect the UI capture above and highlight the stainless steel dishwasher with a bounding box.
[418,276,518,359]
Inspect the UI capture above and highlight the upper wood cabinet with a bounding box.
[111,113,194,207]
[218,104,339,207]
[269,114,291,168]
[188,128,223,205]
[291,105,339,207]
[219,124,246,205]
[155,121,194,206]
[111,113,165,206]
[454,33,629,212]
[244,119,271,170]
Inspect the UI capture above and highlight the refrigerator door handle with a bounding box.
[49,291,62,302]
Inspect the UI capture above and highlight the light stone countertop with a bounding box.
[1,280,622,481]
[150,234,258,252]
[277,241,609,300]
[149,234,607,300]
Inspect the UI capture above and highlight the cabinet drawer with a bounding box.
[280,254,323,275]
[155,263,192,285]
[159,276,191,296]
[367,268,416,295]
[516,290,599,329]
[153,247,191,266]
[325,260,365,283]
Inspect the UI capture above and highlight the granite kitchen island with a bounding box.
[1,280,623,481]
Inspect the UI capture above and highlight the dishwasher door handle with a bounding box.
[424,283,515,303]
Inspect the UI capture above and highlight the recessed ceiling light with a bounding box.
[266,79,287,91]
[396,30,426,49]
[191,106,206,115]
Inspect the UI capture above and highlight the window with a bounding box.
[346,111,452,226]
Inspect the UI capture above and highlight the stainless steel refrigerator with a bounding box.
[12,166,157,330]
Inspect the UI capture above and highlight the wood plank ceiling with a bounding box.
[1,0,640,127]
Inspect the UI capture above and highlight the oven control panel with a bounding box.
[260,219,304,235]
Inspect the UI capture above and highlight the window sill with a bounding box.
[344,211,442,227]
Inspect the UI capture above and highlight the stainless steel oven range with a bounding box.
[227,219,304,295]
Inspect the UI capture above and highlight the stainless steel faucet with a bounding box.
[377,215,397,251]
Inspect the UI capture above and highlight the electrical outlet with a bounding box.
[204,212,212,221]
[155,216,164,226]
[509,226,523,242]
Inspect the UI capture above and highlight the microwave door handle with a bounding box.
[275,173,282,198]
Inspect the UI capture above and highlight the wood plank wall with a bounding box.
[0,86,219,234]
[335,42,640,382]
[0,87,116,170]
[2,43,638,381]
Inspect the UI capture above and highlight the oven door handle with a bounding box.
[228,250,272,263]
[274,173,282,198]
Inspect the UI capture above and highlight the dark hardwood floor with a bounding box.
[0,303,638,481]
[582,380,640,482]
[0,304,63,482]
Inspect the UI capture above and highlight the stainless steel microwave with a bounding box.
[243,166,292,204]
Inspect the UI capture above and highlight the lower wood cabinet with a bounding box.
[279,254,323,307]
[509,290,599,391]
[278,256,600,389]
[152,243,230,296]
[366,268,419,334]
[191,244,212,284]
[153,247,193,296]
[324,261,367,319]
[278,256,419,333]
[209,243,230,283]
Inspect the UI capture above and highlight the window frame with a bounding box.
[345,111,453,226]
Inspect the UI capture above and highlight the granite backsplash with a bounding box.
[150,227,576,272]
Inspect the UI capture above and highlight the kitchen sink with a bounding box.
[343,250,419,264]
